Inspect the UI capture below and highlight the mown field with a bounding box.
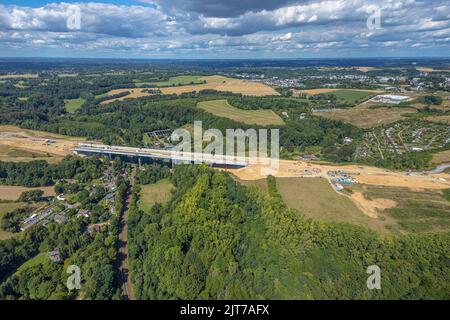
[135,75,204,87]
[138,179,174,212]
[331,89,377,104]
[197,99,284,126]
[64,98,85,112]
[316,104,417,128]
[274,177,397,235]
[0,186,55,201]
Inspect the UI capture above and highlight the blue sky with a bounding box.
[0,1,449,59]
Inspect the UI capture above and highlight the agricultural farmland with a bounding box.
[316,104,417,128]
[197,99,284,126]
[0,186,55,201]
[330,89,379,104]
[135,75,205,87]
[100,75,279,104]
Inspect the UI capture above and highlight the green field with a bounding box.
[138,179,174,212]
[0,202,25,218]
[16,253,47,274]
[64,98,85,112]
[198,99,284,126]
[357,185,450,233]
[275,177,398,235]
[135,75,204,87]
[331,90,376,104]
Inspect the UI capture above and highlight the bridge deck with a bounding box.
[73,143,249,167]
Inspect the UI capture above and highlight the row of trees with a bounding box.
[227,96,309,110]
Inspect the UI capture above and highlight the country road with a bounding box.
[116,169,136,300]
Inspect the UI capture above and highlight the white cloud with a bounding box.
[0,0,449,57]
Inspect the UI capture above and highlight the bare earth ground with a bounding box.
[101,75,279,104]
[0,125,85,162]
[229,159,450,221]
[231,159,450,189]
[0,186,55,201]
[350,191,397,218]
[356,67,375,72]
[316,104,417,128]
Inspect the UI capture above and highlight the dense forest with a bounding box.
[128,165,449,299]
[0,156,106,187]
[0,220,120,300]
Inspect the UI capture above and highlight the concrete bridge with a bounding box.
[73,143,249,168]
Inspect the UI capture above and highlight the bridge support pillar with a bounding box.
[138,157,142,168]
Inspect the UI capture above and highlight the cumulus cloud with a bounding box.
[0,2,169,37]
[146,0,297,18]
[0,0,449,57]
